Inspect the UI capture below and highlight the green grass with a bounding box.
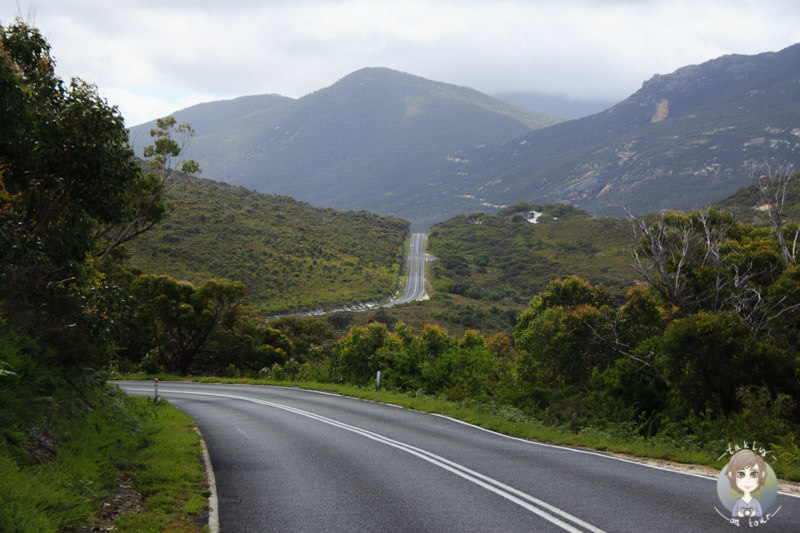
[0,390,208,532]
[119,374,800,483]
[114,398,208,532]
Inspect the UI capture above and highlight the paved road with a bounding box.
[117,382,800,532]
[386,232,430,307]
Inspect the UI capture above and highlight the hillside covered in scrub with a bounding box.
[124,174,409,315]
[428,203,636,303]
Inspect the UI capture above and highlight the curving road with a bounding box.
[117,382,800,532]
[386,232,430,307]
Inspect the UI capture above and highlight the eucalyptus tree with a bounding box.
[94,116,201,259]
[1,20,200,372]
[750,168,799,267]
[131,275,246,375]
[1,20,139,293]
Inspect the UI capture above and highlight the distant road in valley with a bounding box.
[385,232,431,307]
[117,382,800,532]
[267,232,430,318]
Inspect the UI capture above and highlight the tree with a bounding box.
[660,311,794,417]
[333,322,391,383]
[520,276,610,318]
[418,324,453,360]
[632,208,799,336]
[765,264,800,348]
[131,275,246,374]
[632,209,743,316]
[268,316,335,362]
[514,277,614,388]
[579,285,668,384]
[750,166,799,267]
[94,116,200,259]
[1,21,140,295]
[199,316,292,375]
[1,21,181,376]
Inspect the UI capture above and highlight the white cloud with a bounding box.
[3,0,798,125]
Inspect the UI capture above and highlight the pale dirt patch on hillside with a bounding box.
[651,98,669,122]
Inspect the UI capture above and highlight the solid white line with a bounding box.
[427,412,800,500]
[194,428,220,533]
[123,386,604,532]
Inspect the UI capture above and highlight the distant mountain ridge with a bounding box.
[452,43,800,217]
[130,68,561,229]
[131,46,800,227]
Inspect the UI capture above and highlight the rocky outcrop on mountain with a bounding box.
[453,43,800,217]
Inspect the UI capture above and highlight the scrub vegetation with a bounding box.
[428,203,636,302]
[124,174,409,315]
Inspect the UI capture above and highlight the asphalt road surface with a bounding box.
[386,232,429,307]
[117,382,800,532]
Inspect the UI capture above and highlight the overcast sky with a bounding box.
[3,0,799,126]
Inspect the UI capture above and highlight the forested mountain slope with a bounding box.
[129,68,561,229]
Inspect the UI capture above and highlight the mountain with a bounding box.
[123,173,409,315]
[129,68,562,230]
[450,44,800,217]
[131,47,800,227]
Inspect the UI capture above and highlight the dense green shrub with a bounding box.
[660,311,796,417]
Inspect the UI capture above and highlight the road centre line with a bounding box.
[125,387,605,533]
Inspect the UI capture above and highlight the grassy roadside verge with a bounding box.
[0,389,208,532]
[121,374,800,482]
[111,397,208,532]
[393,231,413,299]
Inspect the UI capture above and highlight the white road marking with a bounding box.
[428,413,800,500]
[123,386,605,532]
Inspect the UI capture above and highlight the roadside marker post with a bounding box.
[154,378,159,404]
[376,371,381,391]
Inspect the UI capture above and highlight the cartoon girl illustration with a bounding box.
[725,449,767,518]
